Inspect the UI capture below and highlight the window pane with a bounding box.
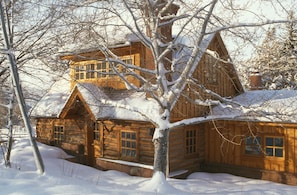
[266,137,274,146]
[266,148,273,156]
[132,133,136,140]
[131,150,136,157]
[126,150,131,156]
[275,138,283,147]
[275,148,283,157]
[246,137,253,145]
[132,142,136,148]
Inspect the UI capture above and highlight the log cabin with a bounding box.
[29,1,297,184]
[202,89,297,185]
[30,29,244,178]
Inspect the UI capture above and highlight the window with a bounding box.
[185,129,197,155]
[94,122,100,141]
[54,126,64,145]
[245,136,262,155]
[205,55,218,84]
[97,61,107,78]
[121,131,137,158]
[75,65,85,80]
[265,137,284,157]
[86,64,95,79]
[74,56,134,81]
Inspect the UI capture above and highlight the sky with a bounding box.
[0,132,296,195]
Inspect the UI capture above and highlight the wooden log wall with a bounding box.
[204,120,297,176]
[36,118,86,155]
[170,36,242,121]
[168,124,205,174]
[101,120,154,165]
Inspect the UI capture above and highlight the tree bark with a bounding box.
[153,128,169,177]
[4,84,14,167]
[0,1,44,174]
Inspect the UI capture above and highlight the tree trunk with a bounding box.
[0,1,44,174]
[4,84,14,167]
[153,128,169,177]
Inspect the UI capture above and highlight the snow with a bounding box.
[0,133,296,194]
[30,73,71,118]
[212,90,297,123]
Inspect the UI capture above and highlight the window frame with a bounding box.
[53,125,64,145]
[73,55,134,81]
[184,128,198,158]
[120,130,138,161]
[93,122,100,141]
[244,136,262,156]
[86,63,95,79]
[205,54,218,84]
[265,136,284,158]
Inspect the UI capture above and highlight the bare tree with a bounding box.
[0,0,71,173]
[54,0,293,184]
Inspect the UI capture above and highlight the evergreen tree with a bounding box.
[253,11,297,90]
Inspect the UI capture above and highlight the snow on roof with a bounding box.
[172,33,215,80]
[212,90,297,123]
[30,74,71,118]
[31,79,160,122]
[75,83,160,121]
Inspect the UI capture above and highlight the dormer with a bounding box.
[60,41,154,90]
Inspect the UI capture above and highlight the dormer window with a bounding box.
[75,65,85,80]
[86,64,95,79]
[73,55,134,81]
[97,61,107,78]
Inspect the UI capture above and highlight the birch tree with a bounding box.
[0,0,69,172]
[57,0,294,186]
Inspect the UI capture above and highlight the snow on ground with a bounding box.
[0,136,296,194]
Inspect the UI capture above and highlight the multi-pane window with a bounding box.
[185,129,197,155]
[97,61,107,78]
[265,137,284,157]
[94,122,100,141]
[86,64,95,79]
[54,126,64,145]
[74,56,133,81]
[121,58,132,73]
[245,136,262,155]
[75,65,85,80]
[121,131,137,158]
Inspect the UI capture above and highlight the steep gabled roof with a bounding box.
[31,33,243,122]
[212,90,297,123]
[32,81,160,122]
[30,74,71,118]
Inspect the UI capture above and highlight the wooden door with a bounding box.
[86,122,95,166]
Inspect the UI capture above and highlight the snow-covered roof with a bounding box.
[73,83,160,121]
[30,74,71,118]
[212,90,297,123]
[31,80,160,122]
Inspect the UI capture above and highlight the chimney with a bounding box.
[249,71,263,90]
[144,1,179,80]
[144,1,179,42]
